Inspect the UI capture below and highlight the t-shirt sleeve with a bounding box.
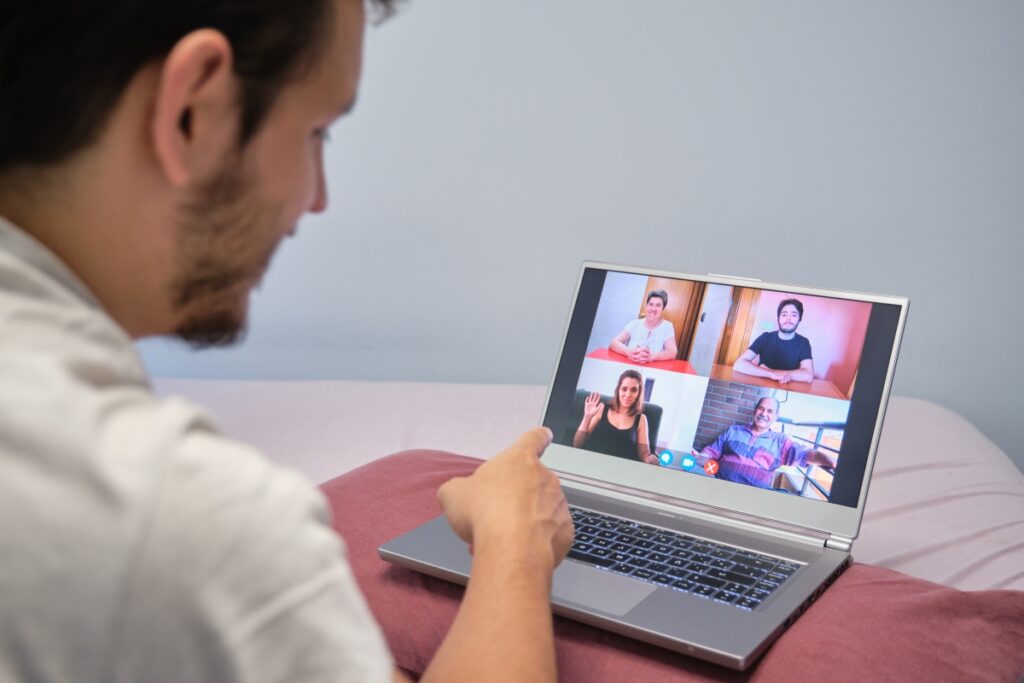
[114,400,392,683]
[748,332,768,356]
[800,337,813,362]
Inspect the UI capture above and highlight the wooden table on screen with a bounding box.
[586,348,697,375]
[709,364,846,400]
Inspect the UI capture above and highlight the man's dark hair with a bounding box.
[777,298,803,319]
[646,290,668,308]
[0,0,393,174]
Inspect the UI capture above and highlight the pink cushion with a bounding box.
[321,450,1024,681]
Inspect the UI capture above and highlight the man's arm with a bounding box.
[733,349,777,379]
[785,358,814,383]
[418,428,573,683]
[805,449,836,469]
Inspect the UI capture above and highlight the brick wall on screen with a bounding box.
[693,381,773,450]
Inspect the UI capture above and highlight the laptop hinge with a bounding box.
[825,535,852,552]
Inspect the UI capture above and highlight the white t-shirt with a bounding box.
[0,218,392,682]
[622,318,675,353]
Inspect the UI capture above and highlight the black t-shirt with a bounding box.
[748,332,812,370]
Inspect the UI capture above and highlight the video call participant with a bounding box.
[733,298,814,384]
[609,289,679,364]
[574,370,658,464]
[691,397,836,489]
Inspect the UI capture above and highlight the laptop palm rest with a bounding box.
[380,515,654,616]
[553,562,656,615]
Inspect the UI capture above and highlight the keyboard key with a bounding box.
[724,581,749,594]
[692,575,725,589]
[732,556,776,571]
[611,543,630,552]
[567,549,616,568]
[632,540,654,549]
[667,567,691,579]
[671,549,693,559]
[652,574,673,585]
[711,549,734,560]
[731,565,766,579]
[692,584,717,597]
[710,559,734,570]
[592,538,611,548]
[628,547,647,557]
[672,578,695,592]
[627,557,650,568]
[632,569,655,580]
[590,547,611,557]
[715,590,741,604]
[653,544,672,554]
[736,596,762,610]
[654,535,674,545]
[648,563,669,574]
[722,571,756,586]
[649,552,669,563]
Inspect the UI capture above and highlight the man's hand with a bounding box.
[808,449,837,469]
[437,428,573,571]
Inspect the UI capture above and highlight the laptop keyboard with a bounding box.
[568,506,800,611]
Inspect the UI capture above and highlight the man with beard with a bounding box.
[733,298,815,384]
[691,397,836,489]
[0,1,572,681]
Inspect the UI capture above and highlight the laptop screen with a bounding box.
[542,265,906,510]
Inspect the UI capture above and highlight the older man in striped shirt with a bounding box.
[692,397,837,489]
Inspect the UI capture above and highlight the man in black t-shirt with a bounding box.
[733,299,814,384]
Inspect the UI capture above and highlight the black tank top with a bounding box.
[587,408,640,461]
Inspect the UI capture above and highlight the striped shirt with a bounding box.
[702,425,810,489]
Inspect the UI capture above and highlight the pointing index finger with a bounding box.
[513,427,553,457]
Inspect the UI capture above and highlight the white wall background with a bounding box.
[138,0,1024,472]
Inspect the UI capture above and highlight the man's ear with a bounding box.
[151,29,238,187]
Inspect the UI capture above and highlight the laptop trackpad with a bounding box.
[552,562,657,616]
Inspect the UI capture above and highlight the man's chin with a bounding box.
[174,306,248,348]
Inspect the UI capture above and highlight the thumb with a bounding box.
[437,474,468,508]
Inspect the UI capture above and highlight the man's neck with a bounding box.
[777,330,795,341]
[0,153,177,338]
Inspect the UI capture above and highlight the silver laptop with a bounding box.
[380,262,909,670]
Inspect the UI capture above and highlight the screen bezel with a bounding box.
[539,262,909,540]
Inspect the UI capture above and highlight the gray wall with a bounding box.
[138,0,1024,471]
